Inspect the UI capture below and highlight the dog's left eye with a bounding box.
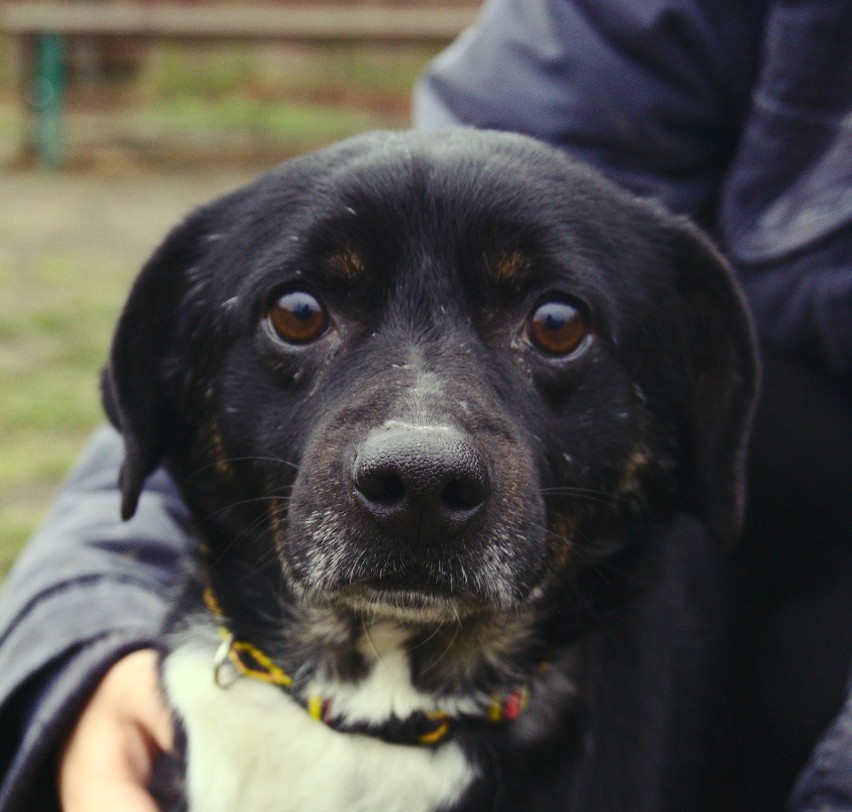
[526,298,589,357]
[267,290,329,344]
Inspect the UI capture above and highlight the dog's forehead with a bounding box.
[250,133,601,237]
[208,130,676,333]
[311,132,599,230]
[288,139,533,234]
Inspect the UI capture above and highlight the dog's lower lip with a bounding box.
[334,583,477,622]
[334,577,468,611]
[359,574,478,607]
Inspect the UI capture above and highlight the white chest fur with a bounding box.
[162,633,477,812]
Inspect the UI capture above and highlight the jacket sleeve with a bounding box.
[0,426,194,812]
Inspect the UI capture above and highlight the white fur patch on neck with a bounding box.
[163,626,476,812]
[307,622,479,725]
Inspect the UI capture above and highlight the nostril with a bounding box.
[442,476,487,512]
[356,470,405,506]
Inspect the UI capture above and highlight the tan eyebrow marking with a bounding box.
[488,250,532,284]
[325,248,366,281]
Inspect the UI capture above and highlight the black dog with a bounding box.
[103,130,757,812]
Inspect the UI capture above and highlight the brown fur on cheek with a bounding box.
[544,505,580,578]
[200,413,235,482]
[614,441,653,503]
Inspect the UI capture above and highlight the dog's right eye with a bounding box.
[526,297,589,357]
[267,290,329,344]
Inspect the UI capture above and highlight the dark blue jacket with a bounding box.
[1,1,849,809]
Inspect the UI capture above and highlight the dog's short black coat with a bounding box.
[103,130,757,812]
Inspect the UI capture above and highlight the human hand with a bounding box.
[58,648,173,812]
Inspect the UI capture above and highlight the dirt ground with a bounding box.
[1,167,259,276]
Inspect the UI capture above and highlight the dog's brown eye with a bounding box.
[527,299,588,356]
[268,290,329,344]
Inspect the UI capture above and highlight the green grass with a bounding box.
[151,95,381,140]
[0,253,134,577]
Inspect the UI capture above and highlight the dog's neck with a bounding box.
[196,561,573,745]
[287,618,544,743]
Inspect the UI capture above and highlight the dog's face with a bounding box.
[105,131,755,628]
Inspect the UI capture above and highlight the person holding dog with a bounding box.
[0,0,849,810]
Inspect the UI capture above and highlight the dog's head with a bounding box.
[104,130,756,625]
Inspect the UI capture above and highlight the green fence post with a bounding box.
[33,33,66,169]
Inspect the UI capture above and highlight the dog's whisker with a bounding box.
[203,513,281,573]
[539,487,630,508]
[196,494,292,526]
[405,621,448,655]
[419,609,463,675]
[538,485,611,497]
[186,455,301,480]
[360,611,383,665]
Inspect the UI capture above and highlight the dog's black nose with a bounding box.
[352,426,490,544]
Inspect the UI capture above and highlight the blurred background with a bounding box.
[0,0,479,577]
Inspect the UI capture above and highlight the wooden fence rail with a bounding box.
[0,4,478,166]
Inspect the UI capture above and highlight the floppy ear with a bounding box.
[102,210,210,520]
[672,219,759,544]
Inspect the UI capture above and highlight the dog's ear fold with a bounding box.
[102,210,209,520]
[671,219,758,544]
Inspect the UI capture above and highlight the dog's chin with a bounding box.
[343,587,475,623]
[298,582,493,625]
